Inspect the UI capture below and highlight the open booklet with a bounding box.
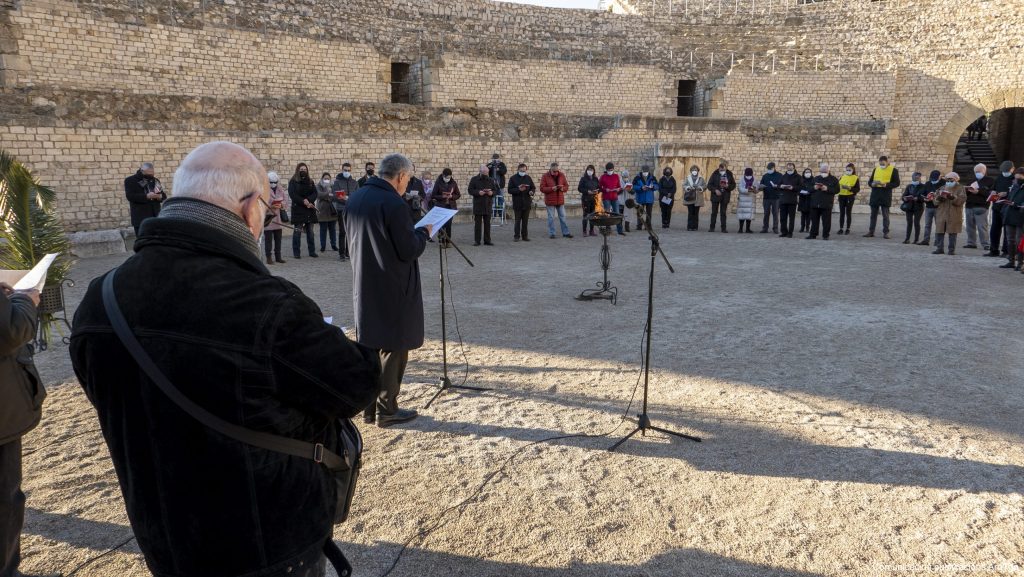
[0,253,59,292]
[415,207,458,239]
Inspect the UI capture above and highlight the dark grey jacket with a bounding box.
[345,177,429,351]
[0,293,42,445]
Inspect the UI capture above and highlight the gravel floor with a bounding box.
[19,214,1024,577]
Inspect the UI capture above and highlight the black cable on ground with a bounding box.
[65,534,135,576]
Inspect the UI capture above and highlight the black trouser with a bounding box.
[514,208,530,239]
[319,220,337,251]
[990,207,1006,254]
[869,205,890,234]
[905,209,923,242]
[779,203,797,235]
[660,200,673,227]
[263,229,282,259]
[474,214,492,244]
[710,200,728,230]
[761,198,779,232]
[582,199,596,234]
[292,221,316,257]
[809,205,833,238]
[799,210,811,231]
[441,219,453,240]
[686,205,700,230]
[838,196,856,230]
[0,439,24,577]
[337,214,349,258]
[364,349,409,420]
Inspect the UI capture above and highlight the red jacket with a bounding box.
[540,171,569,207]
[599,173,622,202]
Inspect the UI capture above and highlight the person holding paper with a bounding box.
[263,171,287,265]
[333,163,359,261]
[631,165,658,232]
[468,164,496,246]
[777,162,801,237]
[900,172,928,245]
[124,161,166,236]
[963,163,994,250]
[918,170,943,246]
[836,163,860,235]
[540,162,573,239]
[598,163,624,236]
[0,282,47,577]
[864,156,900,239]
[658,167,676,229]
[759,162,782,233]
[288,163,319,259]
[806,163,839,240]
[999,168,1024,270]
[932,172,967,255]
[683,165,706,232]
[346,153,432,427]
[988,161,1015,257]
[431,168,460,241]
[708,162,736,233]
[509,163,536,241]
[736,167,757,233]
[798,167,815,234]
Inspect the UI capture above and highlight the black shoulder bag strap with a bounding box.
[101,269,353,576]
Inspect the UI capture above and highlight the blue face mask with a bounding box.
[975,172,985,180]
[945,181,956,188]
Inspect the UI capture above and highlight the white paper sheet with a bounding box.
[414,207,458,239]
[660,197,673,205]
[13,253,58,292]
[324,316,333,325]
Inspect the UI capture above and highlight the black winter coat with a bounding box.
[1003,181,1024,227]
[468,173,498,216]
[431,178,460,210]
[509,173,537,211]
[901,182,929,213]
[708,170,736,204]
[868,167,901,207]
[658,175,677,202]
[0,292,42,445]
[798,175,814,212]
[124,170,166,229]
[345,177,429,351]
[779,172,803,205]
[487,160,508,190]
[965,176,995,209]
[811,174,840,208]
[70,208,380,577]
[289,176,319,224]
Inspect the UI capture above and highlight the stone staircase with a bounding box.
[954,135,999,181]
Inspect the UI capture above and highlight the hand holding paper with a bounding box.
[415,207,458,239]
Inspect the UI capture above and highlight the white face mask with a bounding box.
[945,181,956,187]
[845,169,853,175]
[1003,171,1013,177]
[443,176,451,183]
[767,168,775,174]
[518,171,527,177]
[820,171,828,176]
[342,171,351,178]
[322,179,331,184]
[879,163,888,168]
[587,170,594,176]
[786,170,794,175]
[606,170,613,174]
[975,172,985,180]
[691,171,698,176]
[270,182,278,189]
[642,172,649,177]
[719,169,727,174]
[803,173,812,178]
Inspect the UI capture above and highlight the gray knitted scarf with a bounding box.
[158,197,260,256]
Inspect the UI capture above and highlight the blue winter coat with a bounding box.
[632,174,659,204]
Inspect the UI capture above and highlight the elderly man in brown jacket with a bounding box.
[932,171,967,255]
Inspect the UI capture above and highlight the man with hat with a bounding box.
[932,172,967,255]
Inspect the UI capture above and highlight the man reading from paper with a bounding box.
[346,153,432,427]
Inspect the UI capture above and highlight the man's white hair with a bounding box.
[378,153,414,180]
[172,141,266,208]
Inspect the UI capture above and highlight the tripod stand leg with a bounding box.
[649,425,702,443]
[424,380,448,409]
[607,425,642,452]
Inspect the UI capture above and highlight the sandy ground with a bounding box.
[18,213,1024,577]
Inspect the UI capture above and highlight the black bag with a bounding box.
[683,188,697,202]
[900,201,913,212]
[101,270,359,575]
[280,208,290,224]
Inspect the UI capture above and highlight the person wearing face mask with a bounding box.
[736,167,757,233]
[759,162,782,233]
[541,162,573,239]
[487,153,508,200]
[632,165,658,231]
[431,168,460,241]
[357,162,376,188]
[316,172,339,253]
[332,163,358,261]
[682,166,706,231]
[509,163,536,241]
[468,164,497,246]
[777,162,802,238]
[263,171,286,265]
[900,172,928,245]
[918,170,943,246]
[288,162,318,259]
[798,167,815,233]
[836,163,860,235]
[963,163,994,250]
[124,161,166,236]
[658,167,677,229]
[931,172,966,255]
[619,169,634,232]
[421,170,434,203]
[708,162,736,233]
[578,165,600,236]
[403,171,427,226]
[806,163,839,240]
[987,161,1015,257]
[998,167,1024,270]
[598,162,625,235]
[864,155,900,239]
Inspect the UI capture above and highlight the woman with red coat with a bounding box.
[599,162,625,235]
[540,161,573,239]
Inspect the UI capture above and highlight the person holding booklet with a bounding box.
[468,164,496,246]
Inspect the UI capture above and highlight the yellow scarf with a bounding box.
[838,174,859,196]
[873,164,895,185]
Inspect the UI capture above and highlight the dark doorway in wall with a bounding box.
[391,62,411,104]
[676,80,696,117]
[985,108,1024,168]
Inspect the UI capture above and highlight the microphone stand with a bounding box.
[425,227,489,409]
[609,225,701,451]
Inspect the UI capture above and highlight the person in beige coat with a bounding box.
[682,166,706,231]
[932,171,967,255]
